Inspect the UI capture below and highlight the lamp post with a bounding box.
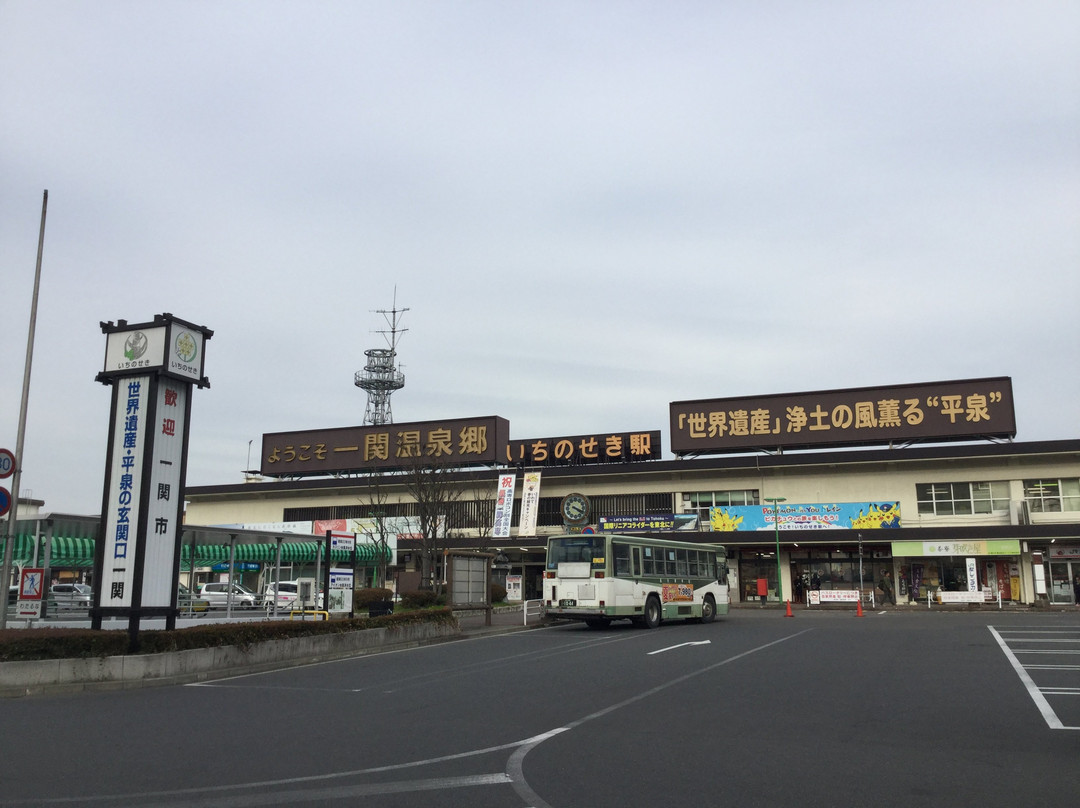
[765,497,786,604]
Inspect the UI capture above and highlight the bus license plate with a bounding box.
[559,599,576,607]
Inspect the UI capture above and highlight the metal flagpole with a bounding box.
[1,190,48,627]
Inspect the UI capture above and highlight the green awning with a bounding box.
[3,516,390,569]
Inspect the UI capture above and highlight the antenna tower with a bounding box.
[354,294,408,426]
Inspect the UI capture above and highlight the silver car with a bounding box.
[50,583,92,610]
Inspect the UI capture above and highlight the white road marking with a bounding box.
[648,640,712,655]
[988,626,1080,731]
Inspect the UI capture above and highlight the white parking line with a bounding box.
[988,626,1080,731]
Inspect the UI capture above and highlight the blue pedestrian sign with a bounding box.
[0,486,10,518]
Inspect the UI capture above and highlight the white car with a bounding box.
[199,582,257,609]
[264,580,324,612]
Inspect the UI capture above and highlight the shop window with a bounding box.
[685,489,759,530]
[1025,478,1080,513]
[915,481,1009,515]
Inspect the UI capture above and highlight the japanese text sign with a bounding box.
[670,377,1015,454]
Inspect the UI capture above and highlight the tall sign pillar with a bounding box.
[91,314,211,647]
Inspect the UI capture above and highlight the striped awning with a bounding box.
[3,516,391,569]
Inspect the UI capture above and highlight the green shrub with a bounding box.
[0,608,458,662]
[353,587,394,609]
[400,589,442,609]
[491,583,507,603]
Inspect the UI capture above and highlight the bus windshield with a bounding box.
[547,536,605,570]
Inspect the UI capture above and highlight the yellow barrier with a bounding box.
[288,609,329,621]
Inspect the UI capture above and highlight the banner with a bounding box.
[599,514,699,533]
[492,473,516,538]
[518,472,541,537]
[710,502,901,532]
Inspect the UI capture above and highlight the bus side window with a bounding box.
[632,547,642,577]
[613,543,631,577]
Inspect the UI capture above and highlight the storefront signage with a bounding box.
[261,416,510,476]
[891,540,1021,557]
[506,430,661,466]
[211,562,260,572]
[599,514,699,532]
[710,502,901,532]
[670,377,1015,454]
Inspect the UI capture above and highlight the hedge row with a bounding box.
[0,607,457,662]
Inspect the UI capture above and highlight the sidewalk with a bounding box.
[453,603,547,636]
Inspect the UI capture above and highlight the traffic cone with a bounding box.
[856,599,864,617]
[785,600,794,617]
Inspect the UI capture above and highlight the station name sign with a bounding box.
[505,430,661,466]
[99,313,211,387]
[261,416,510,476]
[670,377,1015,455]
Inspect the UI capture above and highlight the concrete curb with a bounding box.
[0,620,462,698]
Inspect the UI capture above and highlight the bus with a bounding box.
[543,533,729,628]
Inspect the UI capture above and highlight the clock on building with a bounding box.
[560,492,590,526]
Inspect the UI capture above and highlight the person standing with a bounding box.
[879,570,896,606]
[1073,573,1080,607]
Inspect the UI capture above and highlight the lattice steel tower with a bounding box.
[354,296,408,426]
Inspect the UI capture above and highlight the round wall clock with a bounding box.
[560,492,590,525]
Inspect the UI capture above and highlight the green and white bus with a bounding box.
[543,533,730,628]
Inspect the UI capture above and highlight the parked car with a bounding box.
[198,581,257,609]
[178,582,210,613]
[50,583,93,610]
[263,580,324,612]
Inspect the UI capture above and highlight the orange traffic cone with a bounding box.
[785,600,794,617]
[856,599,864,617]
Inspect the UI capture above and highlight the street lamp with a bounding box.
[764,497,787,604]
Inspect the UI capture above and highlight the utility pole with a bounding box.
[1,190,48,627]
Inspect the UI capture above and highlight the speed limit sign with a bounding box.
[0,448,14,480]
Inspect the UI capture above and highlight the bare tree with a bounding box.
[351,474,396,589]
[401,458,465,594]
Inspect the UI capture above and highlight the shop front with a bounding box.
[890,539,1021,604]
[1045,544,1080,605]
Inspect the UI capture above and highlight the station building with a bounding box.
[182,377,1080,609]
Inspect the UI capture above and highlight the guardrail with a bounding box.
[522,599,544,626]
[288,610,329,621]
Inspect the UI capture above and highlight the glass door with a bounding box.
[1048,562,1072,604]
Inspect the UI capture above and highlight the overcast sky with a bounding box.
[1,1,1077,515]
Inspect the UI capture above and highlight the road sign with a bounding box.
[0,448,14,479]
[0,486,10,518]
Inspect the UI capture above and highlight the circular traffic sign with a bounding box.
[0,448,14,479]
[0,486,10,518]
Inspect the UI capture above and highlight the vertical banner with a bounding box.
[100,375,151,609]
[966,557,978,592]
[518,471,542,537]
[492,473,516,538]
[141,381,188,608]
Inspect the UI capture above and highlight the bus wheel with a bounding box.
[585,618,610,629]
[701,595,716,624]
[643,596,661,629]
